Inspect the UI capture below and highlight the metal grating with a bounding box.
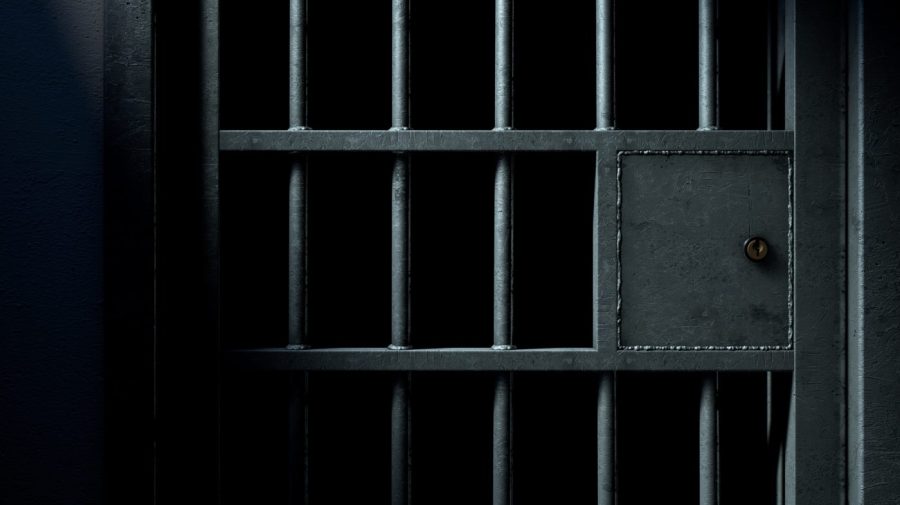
[200,0,798,504]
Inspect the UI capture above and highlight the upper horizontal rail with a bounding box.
[225,347,794,372]
[220,130,794,152]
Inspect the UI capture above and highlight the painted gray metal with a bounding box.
[596,0,614,130]
[288,373,309,505]
[389,2,412,505]
[698,0,718,130]
[287,3,311,505]
[200,0,222,502]
[493,2,514,504]
[391,373,411,505]
[619,152,793,350]
[220,129,793,152]
[596,373,614,505]
[226,348,794,372]
[288,0,309,350]
[493,373,512,505]
[787,0,847,503]
[493,155,513,350]
[699,376,718,505]
[595,3,616,504]
[848,0,900,503]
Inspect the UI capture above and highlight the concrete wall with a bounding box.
[0,0,104,503]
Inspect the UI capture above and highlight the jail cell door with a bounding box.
[181,0,846,503]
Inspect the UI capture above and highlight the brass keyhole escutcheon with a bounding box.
[744,237,768,262]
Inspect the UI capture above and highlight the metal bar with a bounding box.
[390,0,411,350]
[597,372,614,505]
[495,0,513,129]
[594,0,615,490]
[493,373,512,505]
[289,0,307,129]
[768,373,787,505]
[288,2,310,504]
[699,375,718,505]
[766,372,775,498]
[200,0,222,500]
[391,0,409,130]
[766,0,775,130]
[698,0,718,130]
[390,159,410,349]
[784,376,795,505]
[493,2,514,504]
[493,0,514,350]
[596,0,614,130]
[219,130,795,152]
[288,0,309,350]
[493,156,513,349]
[390,2,412,505]
[288,164,308,349]
[288,373,309,505]
[789,0,847,502]
[225,348,795,372]
[391,374,411,505]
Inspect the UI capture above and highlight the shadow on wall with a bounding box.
[0,0,104,503]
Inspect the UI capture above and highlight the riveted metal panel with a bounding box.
[619,152,793,350]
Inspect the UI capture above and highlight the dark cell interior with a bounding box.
[206,0,789,503]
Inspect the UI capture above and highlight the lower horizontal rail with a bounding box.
[220,129,793,152]
[225,348,793,372]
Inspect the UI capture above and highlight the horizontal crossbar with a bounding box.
[220,130,793,152]
[226,347,794,372]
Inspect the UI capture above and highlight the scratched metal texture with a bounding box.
[618,152,792,350]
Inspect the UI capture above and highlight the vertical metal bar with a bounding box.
[493,373,512,505]
[596,0,614,130]
[700,375,717,505]
[288,2,310,505]
[784,376,795,505]
[390,2,412,505]
[288,0,309,350]
[768,374,787,505]
[288,374,309,505]
[200,0,222,500]
[391,0,409,131]
[597,373,614,505]
[698,0,718,130]
[390,159,410,350]
[698,2,719,500]
[493,0,514,350]
[766,0,775,130]
[493,156,513,350]
[595,3,615,504]
[288,165,308,349]
[493,3,514,505]
[289,0,307,130]
[783,0,795,131]
[390,0,411,350]
[495,0,513,130]
[391,373,411,505]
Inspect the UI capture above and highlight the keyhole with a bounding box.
[744,237,768,262]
